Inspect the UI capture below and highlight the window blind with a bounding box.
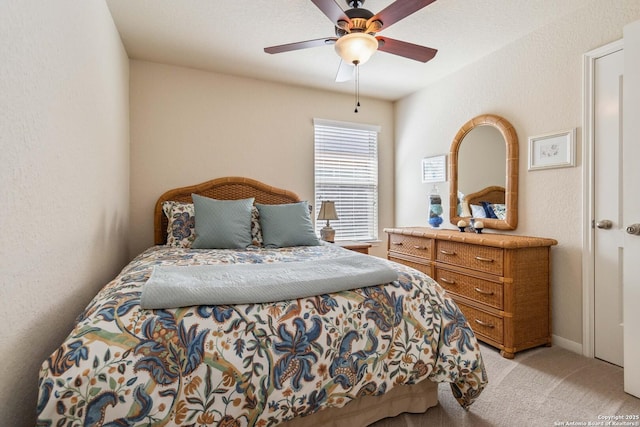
[313,119,380,241]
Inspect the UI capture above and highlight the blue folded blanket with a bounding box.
[140,252,398,309]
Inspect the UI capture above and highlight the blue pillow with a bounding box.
[256,202,320,248]
[191,194,254,249]
[481,201,498,219]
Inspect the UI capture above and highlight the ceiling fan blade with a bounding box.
[310,0,349,24]
[376,37,437,62]
[264,37,337,54]
[335,60,354,82]
[370,0,437,30]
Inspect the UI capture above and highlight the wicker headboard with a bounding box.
[461,186,506,217]
[154,176,301,245]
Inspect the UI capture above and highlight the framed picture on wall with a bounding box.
[528,128,576,170]
[422,154,447,183]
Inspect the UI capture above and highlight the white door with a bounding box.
[622,19,640,398]
[593,48,624,367]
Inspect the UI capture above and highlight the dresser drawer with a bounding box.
[388,234,434,260]
[436,241,504,275]
[435,268,503,310]
[456,302,504,344]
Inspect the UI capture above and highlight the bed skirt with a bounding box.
[281,380,439,427]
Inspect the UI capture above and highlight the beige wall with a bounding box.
[129,60,395,258]
[0,1,130,425]
[394,0,640,348]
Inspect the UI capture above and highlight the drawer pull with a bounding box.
[440,277,456,285]
[474,287,495,296]
[474,319,495,329]
[413,245,428,250]
[474,256,494,263]
[440,249,456,256]
[392,241,403,246]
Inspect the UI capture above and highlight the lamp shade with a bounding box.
[317,201,339,221]
[334,32,378,65]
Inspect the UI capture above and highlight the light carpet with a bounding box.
[371,344,640,427]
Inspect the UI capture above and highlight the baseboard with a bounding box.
[552,334,583,354]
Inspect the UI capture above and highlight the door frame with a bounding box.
[581,39,624,358]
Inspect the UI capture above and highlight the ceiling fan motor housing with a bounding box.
[335,6,382,37]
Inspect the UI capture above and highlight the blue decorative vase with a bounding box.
[428,187,443,228]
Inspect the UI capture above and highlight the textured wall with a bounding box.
[0,1,130,425]
[394,1,640,348]
[129,60,394,258]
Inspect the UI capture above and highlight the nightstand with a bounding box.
[335,240,372,255]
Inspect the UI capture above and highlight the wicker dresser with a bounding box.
[384,227,557,358]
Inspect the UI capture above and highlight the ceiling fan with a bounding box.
[264,0,438,82]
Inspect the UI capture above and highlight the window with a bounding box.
[313,119,380,241]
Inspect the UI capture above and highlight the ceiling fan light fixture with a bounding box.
[334,32,378,65]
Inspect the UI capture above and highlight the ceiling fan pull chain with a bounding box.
[354,60,360,113]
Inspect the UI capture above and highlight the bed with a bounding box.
[461,185,506,220]
[37,177,487,426]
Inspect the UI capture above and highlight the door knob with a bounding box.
[596,219,613,229]
[626,224,640,235]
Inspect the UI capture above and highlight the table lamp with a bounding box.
[317,200,339,242]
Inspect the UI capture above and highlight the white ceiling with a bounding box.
[106,0,586,101]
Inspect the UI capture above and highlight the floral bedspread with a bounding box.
[37,244,487,426]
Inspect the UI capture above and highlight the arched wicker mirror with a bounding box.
[449,114,518,230]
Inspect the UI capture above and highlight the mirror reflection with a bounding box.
[458,126,506,218]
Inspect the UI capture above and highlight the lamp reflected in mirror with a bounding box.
[318,200,339,242]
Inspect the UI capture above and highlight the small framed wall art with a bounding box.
[422,154,447,183]
[528,128,576,171]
